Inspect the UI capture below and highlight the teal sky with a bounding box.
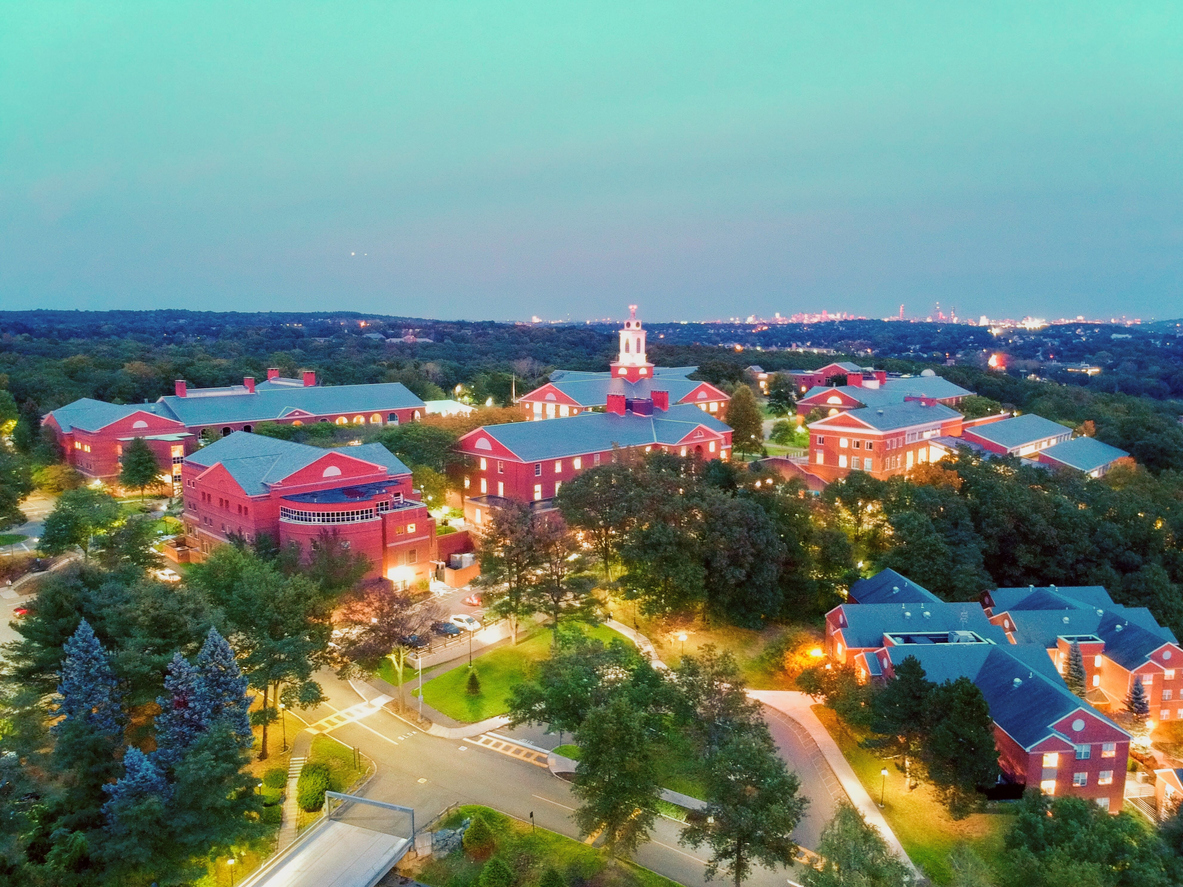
[2,3,1181,321]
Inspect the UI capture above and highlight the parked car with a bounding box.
[462,593,483,607]
[153,568,181,583]
[400,633,431,649]
[449,614,482,633]
[432,620,462,637]
[12,606,28,618]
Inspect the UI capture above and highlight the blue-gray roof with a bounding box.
[990,585,1116,612]
[837,600,1007,650]
[465,404,732,461]
[802,376,971,406]
[965,414,1071,451]
[47,398,175,433]
[536,368,720,408]
[849,569,943,606]
[185,432,411,495]
[157,383,424,427]
[813,401,960,432]
[1040,437,1129,473]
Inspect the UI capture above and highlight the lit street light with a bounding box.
[279,703,287,752]
[880,768,888,808]
[227,857,237,887]
[678,632,688,658]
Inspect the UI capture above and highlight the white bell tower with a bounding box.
[609,304,654,382]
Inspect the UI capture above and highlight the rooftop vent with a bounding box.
[1063,616,1070,623]
[1115,624,1123,632]
[904,611,912,619]
[923,611,931,619]
[1013,678,1022,688]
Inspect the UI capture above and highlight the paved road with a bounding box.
[1,492,57,557]
[301,670,812,887]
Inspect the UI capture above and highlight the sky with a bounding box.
[1,3,1181,323]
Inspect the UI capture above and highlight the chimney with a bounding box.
[847,372,863,388]
[244,377,256,394]
[606,393,627,416]
[875,370,887,385]
[302,370,316,388]
[267,367,280,381]
[175,380,187,398]
[652,390,670,411]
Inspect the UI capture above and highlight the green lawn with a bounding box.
[0,533,28,547]
[543,733,708,802]
[417,805,684,887]
[415,624,622,723]
[812,705,1010,884]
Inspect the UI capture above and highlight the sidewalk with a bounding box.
[750,690,918,875]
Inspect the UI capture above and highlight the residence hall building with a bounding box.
[455,399,733,525]
[517,306,730,420]
[788,361,871,394]
[180,432,451,588]
[960,413,1072,458]
[44,370,425,485]
[826,570,1130,810]
[981,584,1183,725]
[795,370,973,418]
[1035,436,1130,478]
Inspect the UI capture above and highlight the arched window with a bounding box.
[636,337,641,353]
[413,410,421,420]
[353,415,365,425]
[335,417,348,425]
[221,427,232,437]
[242,425,252,433]
[370,413,382,424]
[624,339,630,353]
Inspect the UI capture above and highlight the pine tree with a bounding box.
[100,747,171,877]
[1066,642,1086,698]
[1126,676,1151,746]
[194,627,253,748]
[154,652,205,771]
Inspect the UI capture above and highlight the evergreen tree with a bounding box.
[194,627,253,748]
[869,655,933,772]
[153,653,205,771]
[476,500,543,644]
[922,678,999,819]
[100,747,171,880]
[1066,642,1086,698]
[118,436,162,501]
[1126,676,1150,745]
[725,385,765,458]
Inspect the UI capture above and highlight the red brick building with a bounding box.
[181,432,440,588]
[960,414,1072,458]
[45,372,425,486]
[795,370,972,417]
[518,307,729,420]
[826,570,1131,811]
[788,361,870,393]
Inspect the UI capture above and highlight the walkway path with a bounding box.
[277,731,313,851]
[750,690,917,874]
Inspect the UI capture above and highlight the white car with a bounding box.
[154,568,181,583]
[449,614,482,632]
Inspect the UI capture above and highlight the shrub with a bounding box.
[261,804,283,825]
[479,857,515,887]
[33,464,83,494]
[538,867,565,887]
[466,669,482,696]
[296,762,331,812]
[263,766,288,789]
[462,813,496,858]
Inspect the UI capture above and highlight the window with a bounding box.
[709,401,718,412]
[554,481,561,495]
[407,549,417,564]
[1101,742,1116,758]
[1040,779,1056,795]
[816,436,825,445]
[1168,669,1177,681]
[533,484,543,501]
[709,442,716,453]
[573,457,582,469]
[534,463,542,477]
[279,507,375,524]
[1095,654,1103,667]
[407,523,416,533]
[479,457,487,470]
[853,439,861,449]
[838,455,848,468]
[1073,772,1088,787]
[1163,709,1172,720]
[1165,689,1174,701]
[1075,744,1091,760]
[559,405,569,417]
[1042,753,1059,768]
[851,457,861,470]
[497,482,504,497]
[555,460,562,473]
[816,451,824,465]
[1096,797,1110,811]
[594,453,601,464]
[1092,674,1100,687]
[866,441,873,450]
[839,438,849,448]
[1098,771,1113,785]
[480,478,487,494]
[464,476,470,489]
[497,460,504,474]
[474,507,481,524]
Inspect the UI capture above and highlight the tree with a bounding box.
[700,493,784,625]
[1066,642,1086,698]
[190,546,332,759]
[620,520,706,617]
[672,646,763,755]
[531,513,597,642]
[39,487,121,560]
[1125,676,1150,746]
[118,437,163,501]
[99,747,171,882]
[725,385,764,458]
[475,500,542,644]
[0,444,33,529]
[93,514,161,571]
[922,678,999,819]
[769,419,798,445]
[302,528,371,596]
[957,395,1004,420]
[571,695,663,861]
[803,802,913,887]
[869,655,933,776]
[681,732,807,887]
[556,459,637,581]
[766,373,796,417]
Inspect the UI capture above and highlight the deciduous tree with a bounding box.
[725,385,764,458]
[40,487,121,560]
[118,437,163,501]
[804,802,913,887]
[922,678,999,819]
[475,500,542,644]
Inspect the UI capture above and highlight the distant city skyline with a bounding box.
[2,4,1181,322]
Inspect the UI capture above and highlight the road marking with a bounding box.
[468,733,549,767]
[307,695,392,734]
[531,794,575,812]
[341,719,402,747]
[650,840,707,863]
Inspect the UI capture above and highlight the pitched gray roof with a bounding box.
[1040,437,1129,473]
[184,432,410,495]
[965,414,1071,451]
[814,402,960,432]
[157,383,424,427]
[849,569,943,606]
[837,600,1007,650]
[463,404,732,462]
[47,398,175,433]
[801,376,971,406]
[535,368,721,409]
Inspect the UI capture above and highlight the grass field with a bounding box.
[416,805,684,887]
[416,624,623,723]
[812,705,1011,884]
[0,533,28,547]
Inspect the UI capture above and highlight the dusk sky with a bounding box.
[2,4,1181,322]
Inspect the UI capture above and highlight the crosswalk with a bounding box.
[467,733,549,767]
[306,695,393,735]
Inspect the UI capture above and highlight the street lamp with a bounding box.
[278,703,287,752]
[227,857,237,887]
[678,632,688,658]
[879,768,888,808]
[416,653,424,720]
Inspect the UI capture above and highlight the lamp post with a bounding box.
[879,768,888,808]
[678,632,688,659]
[227,857,237,887]
[416,653,424,720]
[279,703,287,752]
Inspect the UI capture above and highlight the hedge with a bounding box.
[296,762,332,812]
